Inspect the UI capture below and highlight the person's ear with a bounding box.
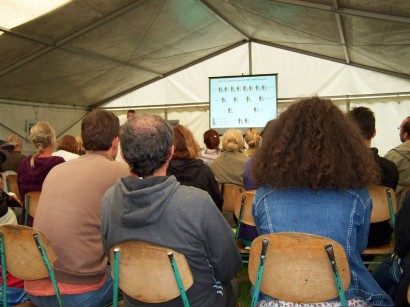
[371,129,376,140]
[167,145,175,162]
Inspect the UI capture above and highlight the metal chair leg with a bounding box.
[251,238,269,307]
[33,233,64,307]
[0,232,8,307]
[24,194,30,226]
[168,252,190,307]
[325,244,347,307]
[113,248,120,307]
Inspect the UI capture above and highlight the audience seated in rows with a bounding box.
[101,114,241,307]
[0,185,29,305]
[0,135,26,172]
[244,128,260,158]
[211,129,249,186]
[251,97,393,306]
[349,107,399,247]
[52,134,80,161]
[25,110,129,307]
[17,121,65,226]
[201,129,221,166]
[385,116,410,204]
[166,125,223,211]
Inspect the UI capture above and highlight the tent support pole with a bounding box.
[56,113,89,139]
[249,41,253,75]
[0,123,28,142]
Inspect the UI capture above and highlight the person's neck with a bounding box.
[85,150,113,160]
[364,139,371,148]
[130,163,168,179]
[37,147,53,158]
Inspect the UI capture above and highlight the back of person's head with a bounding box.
[29,121,56,168]
[81,110,120,151]
[252,97,379,189]
[172,125,200,160]
[57,135,78,154]
[203,129,220,150]
[121,114,173,177]
[221,129,244,152]
[401,116,410,137]
[348,107,375,140]
[6,134,22,151]
[245,128,261,148]
[127,110,136,119]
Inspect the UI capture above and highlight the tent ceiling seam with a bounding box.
[332,0,350,64]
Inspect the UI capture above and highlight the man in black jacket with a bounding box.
[349,107,399,246]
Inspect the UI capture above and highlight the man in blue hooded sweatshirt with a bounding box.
[101,114,241,307]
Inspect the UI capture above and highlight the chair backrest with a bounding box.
[234,190,256,227]
[110,241,193,303]
[220,183,244,212]
[248,232,350,303]
[0,224,57,280]
[25,191,41,218]
[5,174,20,200]
[367,185,397,223]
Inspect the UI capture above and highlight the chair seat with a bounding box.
[363,242,394,255]
[14,302,37,307]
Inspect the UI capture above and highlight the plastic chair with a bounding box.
[234,190,256,263]
[110,241,193,307]
[248,232,350,307]
[24,191,41,226]
[4,174,20,200]
[0,225,63,307]
[362,186,397,261]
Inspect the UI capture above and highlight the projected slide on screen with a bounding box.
[209,74,277,133]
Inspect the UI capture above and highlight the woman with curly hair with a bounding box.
[167,125,223,211]
[252,97,393,306]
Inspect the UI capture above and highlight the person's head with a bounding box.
[57,135,78,154]
[203,129,220,150]
[120,114,174,177]
[6,135,23,152]
[127,110,136,119]
[172,125,200,160]
[348,107,376,142]
[252,97,379,189]
[399,116,410,142]
[29,121,57,168]
[221,129,244,152]
[245,128,261,149]
[81,110,120,159]
[0,140,14,165]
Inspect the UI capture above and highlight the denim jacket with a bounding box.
[253,186,394,306]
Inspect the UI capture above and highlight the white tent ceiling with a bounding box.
[0,0,409,108]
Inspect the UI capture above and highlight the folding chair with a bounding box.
[110,241,193,307]
[234,190,256,263]
[248,232,350,307]
[363,186,397,263]
[0,225,63,307]
[24,191,41,226]
[219,183,244,227]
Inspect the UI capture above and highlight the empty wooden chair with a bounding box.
[110,241,193,307]
[24,191,41,226]
[363,186,397,259]
[0,225,63,307]
[219,183,244,227]
[248,232,350,307]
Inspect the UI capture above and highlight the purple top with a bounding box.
[17,155,65,201]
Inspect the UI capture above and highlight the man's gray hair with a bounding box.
[120,114,173,177]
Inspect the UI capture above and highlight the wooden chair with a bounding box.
[248,232,350,307]
[24,191,41,226]
[234,190,256,263]
[219,183,244,227]
[363,186,397,259]
[5,174,20,200]
[0,225,63,307]
[110,241,193,307]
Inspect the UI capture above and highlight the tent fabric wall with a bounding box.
[0,103,87,155]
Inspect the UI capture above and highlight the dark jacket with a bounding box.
[367,148,399,247]
[101,176,241,307]
[167,158,223,211]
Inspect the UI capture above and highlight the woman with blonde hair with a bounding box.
[244,128,260,157]
[17,121,64,225]
[166,125,223,211]
[211,129,249,186]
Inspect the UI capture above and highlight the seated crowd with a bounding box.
[0,100,408,307]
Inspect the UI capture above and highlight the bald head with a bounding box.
[400,116,410,143]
